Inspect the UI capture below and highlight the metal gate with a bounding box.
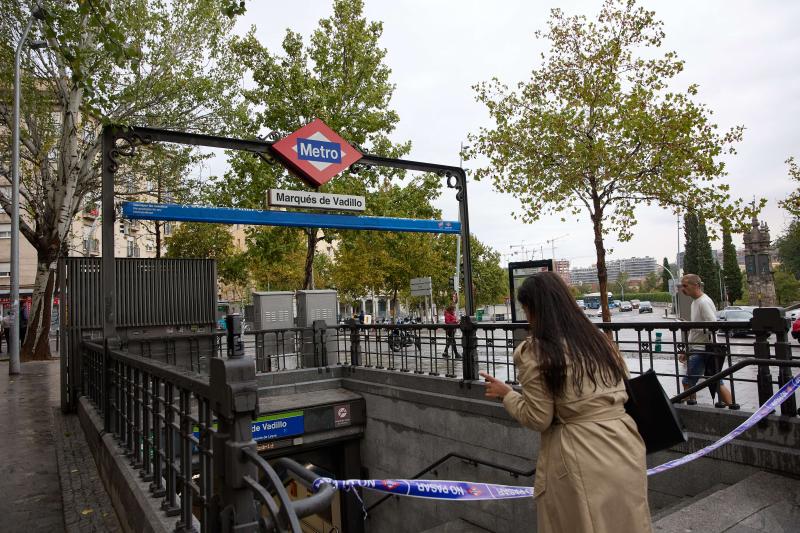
[60,257,218,411]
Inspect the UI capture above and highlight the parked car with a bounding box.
[638,301,653,313]
[716,309,754,337]
[577,299,586,310]
[620,301,633,312]
[630,299,640,309]
[611,300,621,308]
[792,317,800,341]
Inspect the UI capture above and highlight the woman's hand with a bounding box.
[480,371,513,400]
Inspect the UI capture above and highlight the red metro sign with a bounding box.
[270,119,363,188]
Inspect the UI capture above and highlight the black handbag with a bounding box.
[624,369,687,454]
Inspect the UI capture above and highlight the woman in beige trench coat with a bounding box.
[482,272,652,533]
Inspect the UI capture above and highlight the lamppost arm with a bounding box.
[10,5,46,375]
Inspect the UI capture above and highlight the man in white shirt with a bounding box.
[678,274,733,406]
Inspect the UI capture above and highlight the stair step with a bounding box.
[650,483,730,522]
[653,471,800,533]
[420,518,494,533]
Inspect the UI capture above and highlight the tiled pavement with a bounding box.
[0,360,121,533]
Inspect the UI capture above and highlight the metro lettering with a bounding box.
[297,137,342,164]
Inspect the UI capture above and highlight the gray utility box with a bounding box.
[296,290,338,367]
[251,291,296,371]
[252,291,294,330]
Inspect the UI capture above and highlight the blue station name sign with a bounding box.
[252,410,305,441]
[193,410,305,444]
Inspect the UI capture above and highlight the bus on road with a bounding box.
[584,292,613,309]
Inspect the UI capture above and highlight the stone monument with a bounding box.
[742,214,777,307]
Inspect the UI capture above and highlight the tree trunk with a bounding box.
[591,208,611,323]
[21,254,56,361]
[155,222,162,258]
[303,228,317,289]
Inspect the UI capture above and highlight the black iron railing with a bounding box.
[80,340,335,532]
[327,308,798,415]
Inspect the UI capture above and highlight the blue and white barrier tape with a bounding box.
[311,372,800,501]
[646,371,800,476]
[311,478,533,501]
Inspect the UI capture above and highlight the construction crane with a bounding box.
[546,234,570,263]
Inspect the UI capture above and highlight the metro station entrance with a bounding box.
[90,121,481,531]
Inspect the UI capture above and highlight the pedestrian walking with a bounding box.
[678,273,733,406]
[441,305,460,358]
[482,272,652,533]
[19,303,28,347]
[2,311,11,353]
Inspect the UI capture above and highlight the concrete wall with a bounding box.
[337,367,800,533]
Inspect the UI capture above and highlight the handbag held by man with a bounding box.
[624,369,687,454]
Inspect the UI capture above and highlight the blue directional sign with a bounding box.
[122,202,461,234]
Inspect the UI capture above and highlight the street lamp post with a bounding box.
[656,263,677,316]
[10,5,46,375]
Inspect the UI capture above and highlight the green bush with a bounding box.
[620,292,673,303]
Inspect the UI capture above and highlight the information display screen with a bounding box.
[508,260,554,323]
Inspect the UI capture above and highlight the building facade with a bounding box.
[569,256,658,286]
[553,259,571,285]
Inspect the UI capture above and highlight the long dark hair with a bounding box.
[516,272,626,398]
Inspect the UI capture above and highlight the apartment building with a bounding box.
[569,256,658,285]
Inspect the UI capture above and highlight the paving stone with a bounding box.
[1,360,122,533]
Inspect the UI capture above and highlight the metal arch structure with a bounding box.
[101,125,476,339]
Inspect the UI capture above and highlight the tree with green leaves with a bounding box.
[465,0,760,322]
[683,211,700,277]
[661,257,672,292]
[164,223,246,289]
[0,0,244,360]
[693,215,721,305]
[781,157,800,217]
[466,236,507,309]
[331,174,445,316]
[774,267,800,306]
[641,271,661,292]
[227,0,409,289]
[721,224,743,304]
[776,220,800,280]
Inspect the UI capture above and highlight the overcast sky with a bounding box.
[210,0,800,268]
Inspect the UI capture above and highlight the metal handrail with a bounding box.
[366,452,535,513]
[242,448,303,532]
[670,358,800,403]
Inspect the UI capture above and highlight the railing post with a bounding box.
[460,315,479,381]
[347,319,361,366]
[210,337,259,532]
[751,308,777,408]
[312,319,328,367]
[103,338,112,433]
[769,311,798,417]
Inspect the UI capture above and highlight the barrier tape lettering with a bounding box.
[312,372,800,501]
